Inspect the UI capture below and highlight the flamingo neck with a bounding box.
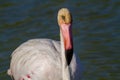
[60,24,73,80]
[60,30,71,80]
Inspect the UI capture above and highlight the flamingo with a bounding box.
[7,8,82,80]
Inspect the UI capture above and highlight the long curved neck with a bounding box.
[60,29,71,80]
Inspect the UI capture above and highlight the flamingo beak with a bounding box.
[60,23,73,50]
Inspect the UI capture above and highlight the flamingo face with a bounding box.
[58,8,73,66]
[57,8,73,50]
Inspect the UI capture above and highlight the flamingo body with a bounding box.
[8,39,82,80]
[8,8,82,80]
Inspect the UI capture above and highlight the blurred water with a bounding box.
[0,0,120,80]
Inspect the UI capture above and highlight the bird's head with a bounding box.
[57,8,73,51]
[57,8,73,65]
[57,8,72,26]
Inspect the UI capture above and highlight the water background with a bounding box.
[0,0,120,80]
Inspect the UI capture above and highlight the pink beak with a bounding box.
[60,23,73,51]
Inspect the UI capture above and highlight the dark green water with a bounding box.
[0,0,120,80]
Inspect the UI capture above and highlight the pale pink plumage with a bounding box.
[8,8,82,80]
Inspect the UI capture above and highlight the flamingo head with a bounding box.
[58,8,73,65]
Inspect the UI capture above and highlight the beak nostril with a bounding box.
[61,15,65,21]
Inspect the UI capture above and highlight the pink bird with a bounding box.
[7,8,82,80]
